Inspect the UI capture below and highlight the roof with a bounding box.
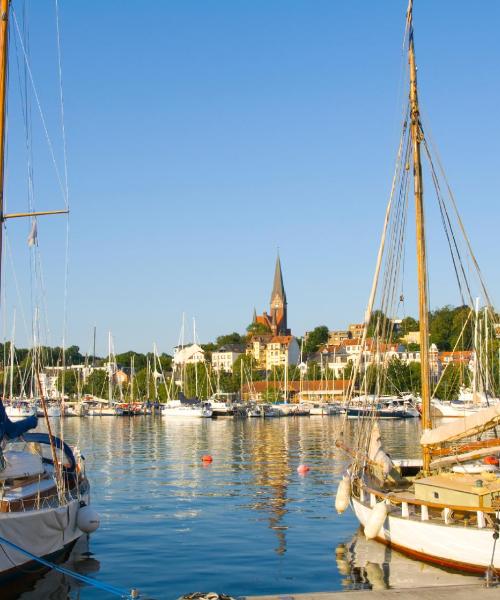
[215,344,245,353]
[242,379,350,393]
[269,335,294,344]
[270,255,287,304]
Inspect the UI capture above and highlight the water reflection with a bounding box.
[6,536,100,600]
[13,415,459,599]
[336,529,481,590]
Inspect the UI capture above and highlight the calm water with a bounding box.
[13,416,479,600]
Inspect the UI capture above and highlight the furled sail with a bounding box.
[421,403,500,447]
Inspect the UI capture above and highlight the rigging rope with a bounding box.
[0,535,139,598]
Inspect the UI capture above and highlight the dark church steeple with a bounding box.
[252,254,291,336]
[269,254,288,335]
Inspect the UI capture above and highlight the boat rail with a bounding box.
[1,485,81,513]
[355,479,500,529]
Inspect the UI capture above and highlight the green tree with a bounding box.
[215,332,244,347]
[304,326,329,355]
[82,370,108,399]
[246,322,271,336]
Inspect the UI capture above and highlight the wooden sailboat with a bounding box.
[336,0,500,577]
[0,0,99,579]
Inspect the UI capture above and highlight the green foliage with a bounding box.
[261,386,282,403]
[434,364,465,400]
[82,370,108,399]
[304,326,329,355]
[215,332,245,347]
[429,305,472,351]
[183,363,213,399]
[56,370,81,396]
[246,322,271,335]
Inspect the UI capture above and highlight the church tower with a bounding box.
[269,255,289,335]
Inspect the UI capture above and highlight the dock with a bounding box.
[244,584,499,600]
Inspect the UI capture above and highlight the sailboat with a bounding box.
[336,1,500,576]
[0,1,99,579]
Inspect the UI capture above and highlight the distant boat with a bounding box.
[5,401,36,420]
[162,398,212,418]
[344,396,419,419]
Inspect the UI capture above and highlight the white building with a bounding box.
[212,345,244,373]
[265,336,300,370]
[173,344,205,367]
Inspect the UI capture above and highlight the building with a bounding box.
[401,331,420,345]
[173,344,205,368]
[265,336,300,370]
[328,330,352,345]
[348,323,365,339]
[253,254,290,336]
[241,379,349,402]
[212,344,245,373]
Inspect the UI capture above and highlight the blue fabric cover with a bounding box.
[0,399,38,439]
[22,432,77,472]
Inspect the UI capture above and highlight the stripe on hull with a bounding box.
[351,496,499,573]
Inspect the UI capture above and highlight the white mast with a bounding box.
[108,331,113,406]
[8,311,15,401]
[193,316,198,398]
[472,297,479,397]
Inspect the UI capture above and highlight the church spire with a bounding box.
[270,253,287,305]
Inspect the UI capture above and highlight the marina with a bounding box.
[8,416,485,599]
[0,0,499,598]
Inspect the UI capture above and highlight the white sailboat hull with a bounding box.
[162,406,212,418]
[0,497,86,578]
[5,405,36,419]
[351,496,500,572]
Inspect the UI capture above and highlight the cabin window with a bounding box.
[433,492,439,499]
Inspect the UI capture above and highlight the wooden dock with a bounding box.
[243,584,499,600]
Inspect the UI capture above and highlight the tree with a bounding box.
[304,326,329,355]
[434,363,463,400]
[246,322,271,336]
[56,370,81,397]
[82,370,108,398]
[215,332,244,347]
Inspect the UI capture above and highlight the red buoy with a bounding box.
[297,464,310,474]
[201,455,213,463]
[484,455,499,466]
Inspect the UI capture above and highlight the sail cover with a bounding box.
[421,403,500,446]
[0,400,38,440]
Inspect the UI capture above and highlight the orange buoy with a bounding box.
[484,455,499,466]
[297,464,310,474]
[201,455,213,463]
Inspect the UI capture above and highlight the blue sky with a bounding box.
[2,0,499,356]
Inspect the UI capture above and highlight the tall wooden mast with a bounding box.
[0,0,9,297]
[407,0,432,471]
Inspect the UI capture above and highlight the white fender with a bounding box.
[77,505,100,534]
[364,501,388,539]
[335,475,351,514]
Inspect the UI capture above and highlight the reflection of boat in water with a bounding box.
[2,535,100,600]
[337,530,481,591]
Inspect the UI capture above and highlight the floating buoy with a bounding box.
[364,501,388,539]
[335,475,351,514]
[484,455,499,466]
[297,464,310,474]
[201,455,213,463]
[77,505,100,534]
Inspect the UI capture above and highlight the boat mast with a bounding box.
[0,0,9,296]
[407,1,432,471]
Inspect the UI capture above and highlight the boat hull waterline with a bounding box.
[351,495,500,573]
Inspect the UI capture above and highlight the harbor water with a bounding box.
[13,416,480,599]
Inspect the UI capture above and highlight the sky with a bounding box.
[1,0,499,356]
